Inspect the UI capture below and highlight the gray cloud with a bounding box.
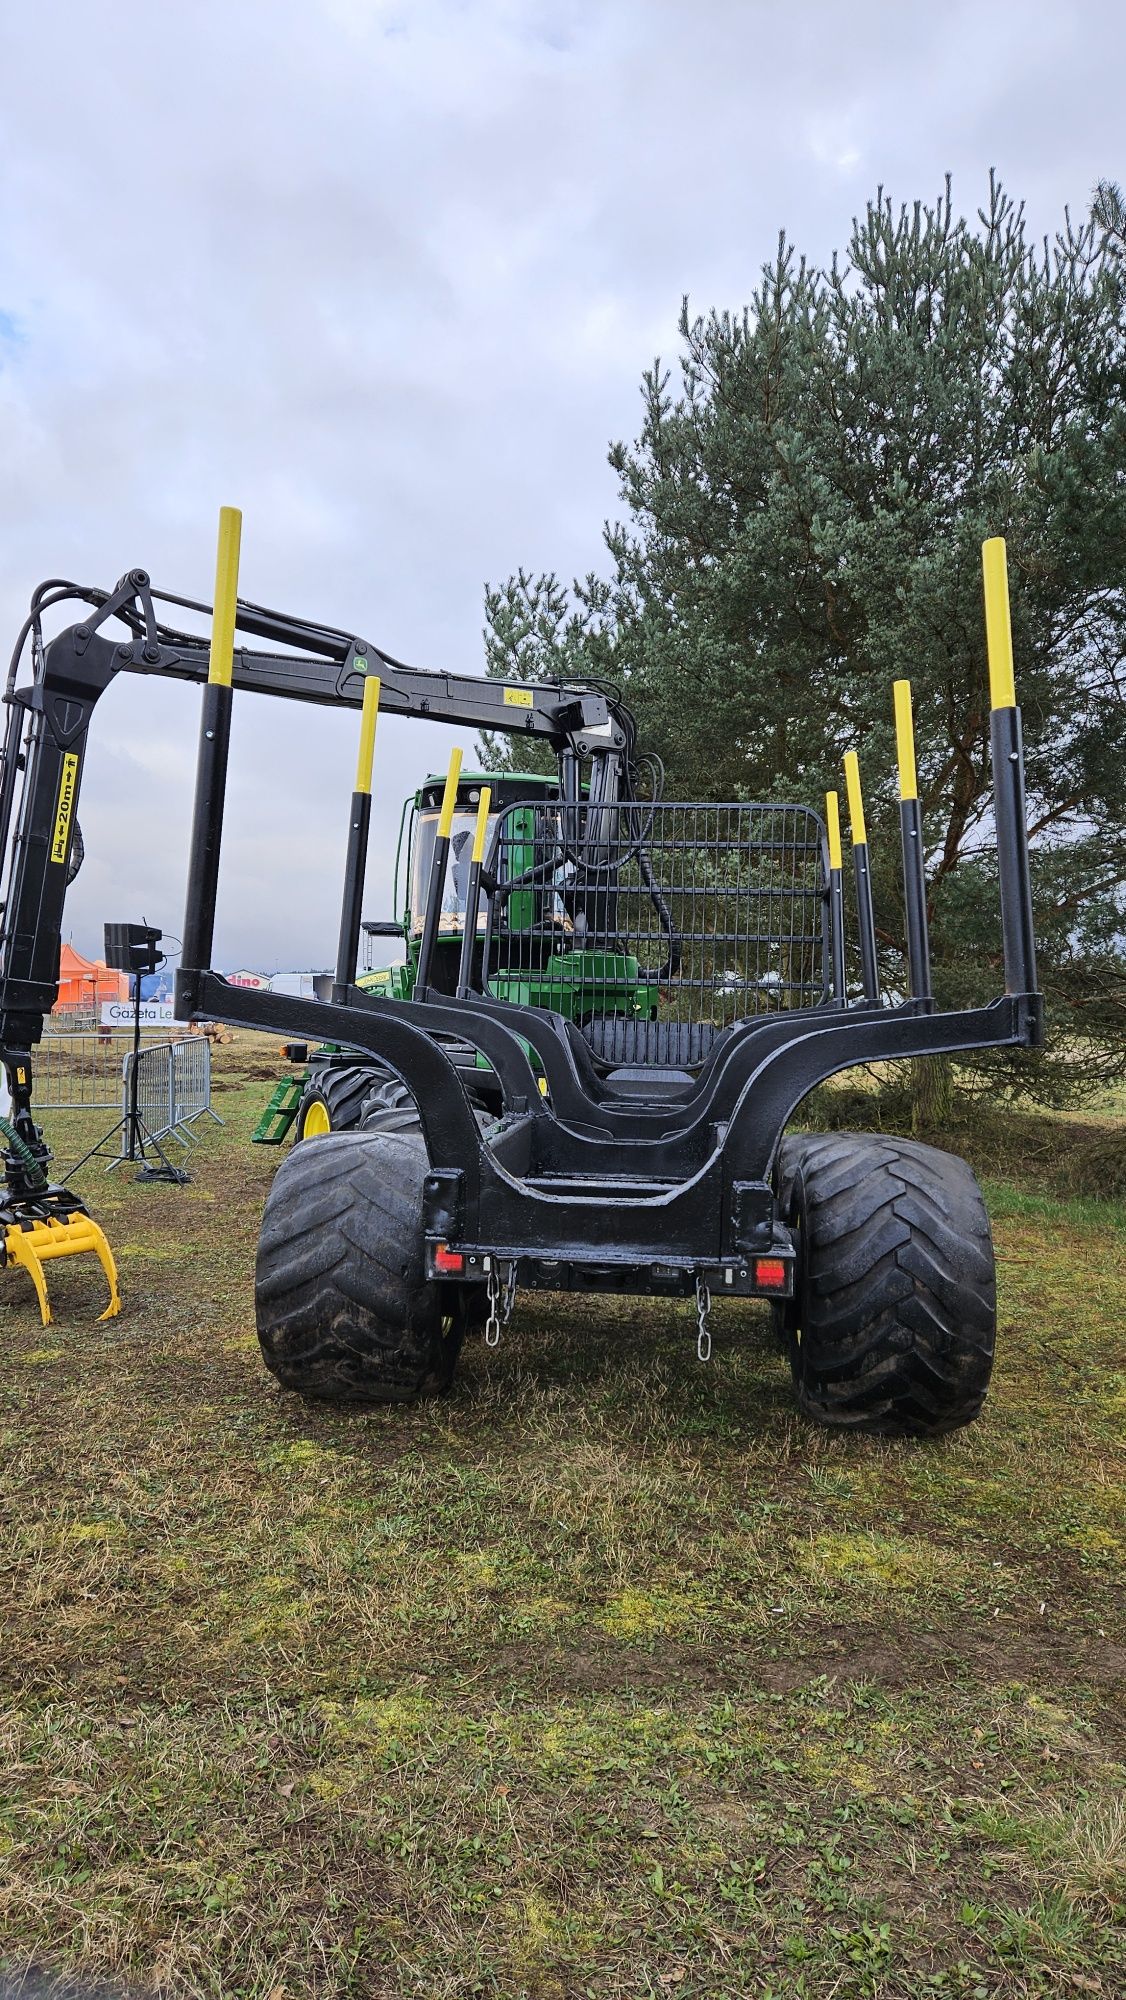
[1,0,1120,970]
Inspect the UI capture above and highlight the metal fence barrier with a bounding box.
[35,1030,172,1111]
[121,1037,223,1151]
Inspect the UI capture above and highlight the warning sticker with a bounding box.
[51,752,79,864]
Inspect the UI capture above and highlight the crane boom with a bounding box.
[0,567,632,1049]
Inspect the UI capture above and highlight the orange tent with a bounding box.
[54,942,129,1012]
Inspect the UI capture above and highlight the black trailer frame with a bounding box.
[0,515,1042,1316]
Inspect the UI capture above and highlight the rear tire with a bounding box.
[256,1128,464,1402]
[776,1131,996,1437]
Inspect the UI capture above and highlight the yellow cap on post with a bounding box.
[825,791,843,872]
[893,679,918,801]
[472,786,492,865]
[982,536,1017,710]
[437,748,463,839]
[843,751,867,846]
[354,675,381,794]
[207,506,242,688]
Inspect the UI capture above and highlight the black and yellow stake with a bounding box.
[181,505,242,976]
[893,679,933,1006]
[414,748,463,997]
[824,790,847,1005]
[334,671,381,992]
[982,537,1038,998]
[456,784,493,997]
[843,751,880,1003]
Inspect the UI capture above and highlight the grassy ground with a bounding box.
[1,1043,1123,1999]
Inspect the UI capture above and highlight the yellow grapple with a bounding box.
[4,1206,121,1326]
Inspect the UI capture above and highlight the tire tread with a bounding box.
[785,1131,996,1436]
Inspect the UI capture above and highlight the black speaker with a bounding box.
[104,922,162,977]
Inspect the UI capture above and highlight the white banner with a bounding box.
[100,1000,176,1028]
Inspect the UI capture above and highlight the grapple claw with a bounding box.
[3,1200,121,1325]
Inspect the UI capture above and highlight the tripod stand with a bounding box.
[69,977,190,1184]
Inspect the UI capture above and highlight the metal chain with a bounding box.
[485,1264,501,1347]
[485,1259,518,1348]
[695,1274,712,1363]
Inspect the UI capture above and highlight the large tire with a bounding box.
[359,1074,424,1133]
[256,1127,464,1401]
[776,1131,996,1437]
[295,1057,387,1140]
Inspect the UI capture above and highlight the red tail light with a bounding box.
[433,1244,465,1275]
[754,1256,787,1290]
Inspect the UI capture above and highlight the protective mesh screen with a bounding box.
[480,800,829,1053]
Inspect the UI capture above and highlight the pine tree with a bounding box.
[484,176,1126,1106]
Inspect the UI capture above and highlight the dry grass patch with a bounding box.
[0,1055,1123,1996]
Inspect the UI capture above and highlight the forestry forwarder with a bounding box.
[0,509,1042,1435]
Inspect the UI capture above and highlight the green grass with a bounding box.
[1,1044,1124,1998]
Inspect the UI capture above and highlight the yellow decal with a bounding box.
[503,687,534,708]
[51,753,79,864]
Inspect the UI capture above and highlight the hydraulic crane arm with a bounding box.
[8,568,630,746]
[0,564,634,1123]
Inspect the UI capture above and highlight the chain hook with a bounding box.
[485,1259,517,1348]
[695,1273,712,1363]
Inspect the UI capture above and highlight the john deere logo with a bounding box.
[51,753,79,865]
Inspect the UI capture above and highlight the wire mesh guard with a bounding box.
[480,799,830,1066]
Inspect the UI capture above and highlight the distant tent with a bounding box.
[54,942,129,1012]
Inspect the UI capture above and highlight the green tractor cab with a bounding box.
[259,768,660,1141]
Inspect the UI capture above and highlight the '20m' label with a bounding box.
[51,753,79,865]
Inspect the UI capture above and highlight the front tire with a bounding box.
[256,1128,464,1401]
[777,1131,996,1437]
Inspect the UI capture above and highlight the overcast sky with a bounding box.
[0,0,1120,973]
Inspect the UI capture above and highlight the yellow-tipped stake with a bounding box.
[842,750,867,847]
[207,505,243,688]
[842,750,879,1001]
[354,673,381,793]
[182,504,244,977]
[438,747,464,840]
[334,671,383,989]
[457,785,494,996]
[981,536,1017,710]
[981,536,1038,997]
[472,784,493,864]
[825,789,843,873]
[892,679,933,1003]
[824,790,846,1003]
[892,679,918,801]
[416,748,465,994]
